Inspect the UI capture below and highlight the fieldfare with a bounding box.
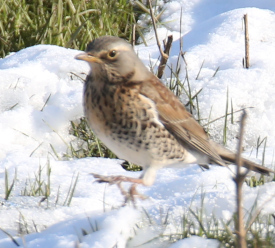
[75,36,273,202]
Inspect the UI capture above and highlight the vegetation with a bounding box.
[135,199,275,247]
[68,117,117,159]
[0,1,274,247]
[0,0,140,57]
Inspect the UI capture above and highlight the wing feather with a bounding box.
[139,77,225,166]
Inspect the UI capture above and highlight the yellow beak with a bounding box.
[75,53,101,63]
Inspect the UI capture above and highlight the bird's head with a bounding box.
[75,36,150,84]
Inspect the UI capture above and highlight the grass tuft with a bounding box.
[21,160,51,198]
[136,200,275,247]
[66,117,142,171]
[67,117,117,159]
[4,168,17,200]
[0,0,142,57]
[63,172,79,207]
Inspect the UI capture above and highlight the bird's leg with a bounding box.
[129,184,147,200]
[91,173,144,184]
[116,182,128,197]
[91,173,147,206]
[123,183,147,207]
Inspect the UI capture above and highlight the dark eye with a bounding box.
[108,50,117,58]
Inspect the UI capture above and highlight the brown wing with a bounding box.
[139,76,225,166]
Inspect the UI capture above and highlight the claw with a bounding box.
[90,173,147,206]
[90,173,120,184]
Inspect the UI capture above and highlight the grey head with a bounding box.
[75,36,150,83]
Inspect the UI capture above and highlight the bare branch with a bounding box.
[235,110,248,248]
[148,0,173,78]
[244,14,250,69]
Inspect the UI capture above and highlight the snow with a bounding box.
[169,236,220,248]
[0,1,275,247]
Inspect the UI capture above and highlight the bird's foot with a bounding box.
[123,183,148,206]
[91,173,141,184]
[91,173,147,207]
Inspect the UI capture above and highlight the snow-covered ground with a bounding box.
[0,1,275,247]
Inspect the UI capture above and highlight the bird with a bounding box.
[75,36,273,202]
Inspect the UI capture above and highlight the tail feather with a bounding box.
[210,141,274,175]
[220,152,273,175]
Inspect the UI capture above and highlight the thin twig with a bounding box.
[148,0,172,78]
[148,0,165,58]
[235,110,248,248]
[243,14,249,69]
[157,35,173,78]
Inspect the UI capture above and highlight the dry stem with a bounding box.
[148,0,173,78]
[235,110,248,248]
[244,14,249,69]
